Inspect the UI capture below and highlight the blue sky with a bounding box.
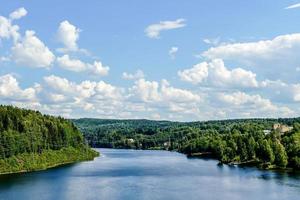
[1,0,300,121]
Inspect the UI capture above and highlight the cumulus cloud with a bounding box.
[88,61,109,76]
[130,79,160,102]
[57,55,109,76]
[1,8,300,120]
[169,46,178,59]
[57,55,86,72]
[0,8,27,43]
[11,30,55,68]
[202,33,300,61]
[259,79,300,104]
[145,19,186,39]
[160,79,201,103]
[9,7,27,20]
[40,75,128,117]
[43,75,121,101]
[0,14,20,42]
[0,74,37,101]
[0,73,298,120]
[128,78,203,118]
[178,59,258,88]
[178,62,209,84]
[130,78,201,103]
[218,91,293,117]
[122,70,144,80]
[57,20,80,52]
[201,33,300,82]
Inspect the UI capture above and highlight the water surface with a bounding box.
[0,148,300,200]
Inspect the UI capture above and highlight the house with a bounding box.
[263,130,271,135]
[273,123,293,134]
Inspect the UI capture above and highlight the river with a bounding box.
[0,148,300,200]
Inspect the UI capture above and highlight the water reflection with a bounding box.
[0,148,299,200]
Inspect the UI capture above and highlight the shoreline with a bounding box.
[0,158,95,176]
[0,147,99,176]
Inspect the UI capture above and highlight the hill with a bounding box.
[0,105,98,175]
[73,117,300,169]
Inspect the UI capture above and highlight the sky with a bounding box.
[1,0,300,121]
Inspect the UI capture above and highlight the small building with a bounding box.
[273,123,293,134]
[263,130,271,135]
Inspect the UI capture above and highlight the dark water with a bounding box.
[0,149,300,200]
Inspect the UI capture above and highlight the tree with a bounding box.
[257,139,275,163]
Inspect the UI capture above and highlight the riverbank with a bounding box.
[0,147,99,175]
[186,152,298,171]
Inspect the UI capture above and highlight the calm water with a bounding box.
[0,149,300,200]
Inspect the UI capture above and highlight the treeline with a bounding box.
[180,124,300,169]
[0,105,98,174]
[73,118,300,169]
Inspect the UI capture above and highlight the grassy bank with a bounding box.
[0,147,99,175]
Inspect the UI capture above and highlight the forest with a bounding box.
[73,118,300,169]
[0,105,98,174]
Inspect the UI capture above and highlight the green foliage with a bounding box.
[0,105,98,174]
[74,117,300,169]
[0,147,99,174]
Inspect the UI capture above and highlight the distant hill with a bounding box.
[73,117,300,169]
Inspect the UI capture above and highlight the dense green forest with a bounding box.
[73,118,300,169]
[0,105,98,175]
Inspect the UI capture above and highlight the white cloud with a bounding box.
[130,78,201,103]
[0,8,28,43]
[292,84,300,101]
[201,34,300,82]
[258,79,300,104]
[56,55,109,76]
[122,70,145,80]
[285,3,300,9]
[0,16,20,42]
[218,91,294,117]
[169,46,178,59]
[178,62,209,84]
[88,61,109,76]
[178,59,258,88]
[203,37,220,46]
[43,75,121,101]
[145,19,186,39]
[40,75,127,117]
[219,92,271,107]
[0,73,298,120]
[57,20,80,52]
[130,79,160,102]
[47,93,67,103]
[0,74,37,101]
[150,113,161,120]
[202,33,300,61]
[9,7,27,20]
[57,55,86,72]
[12,30,55,68]
[1,10,300,120]
[160,79,201,103]
[198,32,300,83]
